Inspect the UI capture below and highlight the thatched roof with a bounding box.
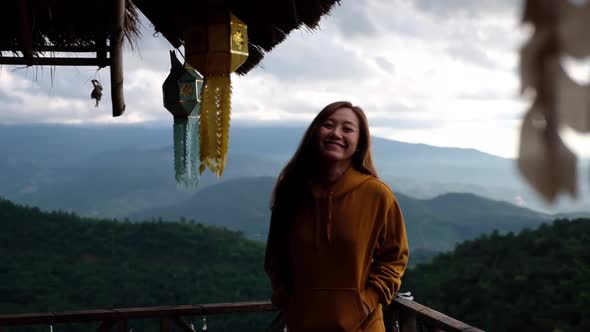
[0,0,340,74]
[137,0,341,74]
[0,0,141,59]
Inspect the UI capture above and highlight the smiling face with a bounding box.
[316,107,360,164]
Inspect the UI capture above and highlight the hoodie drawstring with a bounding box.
[327,191,333,245]
[314,198,320,251]
[313,192,334,250]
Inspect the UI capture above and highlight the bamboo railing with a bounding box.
[0,298,483,332]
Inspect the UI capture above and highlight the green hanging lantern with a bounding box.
[163,51,203,188]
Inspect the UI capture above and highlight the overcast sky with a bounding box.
[1,0,589,159]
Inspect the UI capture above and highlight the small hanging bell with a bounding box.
[90,79,103,107]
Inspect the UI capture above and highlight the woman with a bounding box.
[265,101,409,332]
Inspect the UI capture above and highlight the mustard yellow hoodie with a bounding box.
[265,167,409,332]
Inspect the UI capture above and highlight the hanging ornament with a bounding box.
[183,10,248,176]
[90,79,103,107]
[162,50,204,188]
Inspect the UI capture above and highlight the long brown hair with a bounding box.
[271,101,378,212]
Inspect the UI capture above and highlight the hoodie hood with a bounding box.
[310,166,374,199]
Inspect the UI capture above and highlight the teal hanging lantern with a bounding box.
[163,51,204,188]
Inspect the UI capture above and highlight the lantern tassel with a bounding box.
[174,116,200,188]
[199,75,232,176]
[217,75,232,177]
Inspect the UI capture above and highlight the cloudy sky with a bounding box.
[1,0,589,159]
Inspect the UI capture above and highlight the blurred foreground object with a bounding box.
[519,0,590,202]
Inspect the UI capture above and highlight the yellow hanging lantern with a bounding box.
[183,11,248,177]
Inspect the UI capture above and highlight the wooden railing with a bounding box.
[388,297,484,332]
[0,298,484,332]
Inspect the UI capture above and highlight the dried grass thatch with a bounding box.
[0,0,141,56]
[0,0,339,117]
[0,0,340,74]
[131,0,341,74]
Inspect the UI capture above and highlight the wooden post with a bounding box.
[383,304,399,332]
[96,320,116,332]
[116,319,128,332]
[160,317,172,332]
[110,0,126,117]
[399,308,418,332]
[174,317,196,332]
[97,33,108,68]
[17,0,33,63]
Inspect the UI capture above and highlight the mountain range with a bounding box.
[1,124,588,218]
[1,123,588,255]
[131,176,550,252]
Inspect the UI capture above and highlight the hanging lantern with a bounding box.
[163,50,203,188]
[183,11,248,176]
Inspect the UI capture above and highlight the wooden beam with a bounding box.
[36,46,101,53]
[0,46,107,53]
[0,57,111,67]
[110,0,126,117]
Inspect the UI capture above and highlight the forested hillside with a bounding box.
[0,198,272,331]
[402,218,590,332]
[2,198,586,331]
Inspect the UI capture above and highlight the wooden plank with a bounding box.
[200,301,274,314]
[110,0,126,117]
[0,312,55,326]
[0,57,110,67]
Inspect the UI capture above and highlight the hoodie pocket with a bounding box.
[292,288,366,331]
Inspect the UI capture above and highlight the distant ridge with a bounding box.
[1,124,588,218]
[132,176,550,253]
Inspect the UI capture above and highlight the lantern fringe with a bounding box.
[199,77,215,174]
[174,116,200,188]
[199,75,232,177]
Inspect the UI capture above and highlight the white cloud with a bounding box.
[0,0,588,159]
